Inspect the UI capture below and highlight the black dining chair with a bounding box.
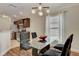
[20,31,31,50]
[31,32,37,39]
[42,34,73,56]
[54,34,73,51]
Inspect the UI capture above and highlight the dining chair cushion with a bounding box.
[43,49,61,56]
[54,44,64,51]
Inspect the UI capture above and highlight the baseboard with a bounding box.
[0,47,11,56]
[71,49,79,54]
[0,45,19,56]
[11,45,20,49]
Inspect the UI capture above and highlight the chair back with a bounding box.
[61,34,73,56]
[31,32,37,39]
[68,34,73,55]
[20,31,30,42]
[20,31,30,49]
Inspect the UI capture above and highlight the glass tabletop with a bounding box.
[30,37,58,49]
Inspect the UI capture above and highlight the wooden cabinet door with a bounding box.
[23,18,30,28]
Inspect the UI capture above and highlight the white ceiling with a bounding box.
[0,3,79,20]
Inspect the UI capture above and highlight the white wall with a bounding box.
[62,5,79,51]
[30,15,45,36]
[0,16,11,55]
[0,16,11,32]
[0,31,11,55]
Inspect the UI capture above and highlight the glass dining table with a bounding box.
[30,37,58,56]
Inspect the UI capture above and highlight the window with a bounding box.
[45,14,64,44]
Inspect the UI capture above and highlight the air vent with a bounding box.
[8,4,17,8]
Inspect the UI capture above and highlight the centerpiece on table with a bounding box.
[39,35,47,43]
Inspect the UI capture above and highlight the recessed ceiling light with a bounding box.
[13,15,17,17]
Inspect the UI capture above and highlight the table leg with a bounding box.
[32,48,39,56]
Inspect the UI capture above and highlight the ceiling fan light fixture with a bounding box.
[32,3,50,16]
[32,9,36,14]
[38,5,42,10]
[46,9,50,13]
[38,11,43,16]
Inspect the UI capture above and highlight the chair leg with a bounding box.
[67,51,71,56]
